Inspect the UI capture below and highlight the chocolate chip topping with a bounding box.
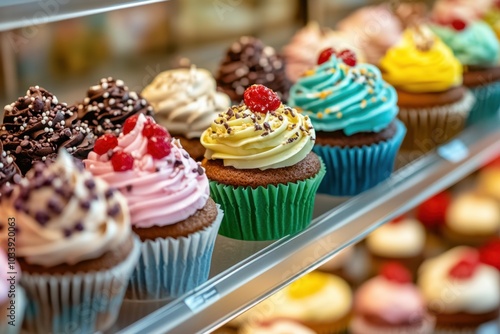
[0,86,95,175]
[216,36,291,102]
[0,141,21,187]
[76,77,154,137]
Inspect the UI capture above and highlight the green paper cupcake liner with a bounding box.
[209,159,326,241]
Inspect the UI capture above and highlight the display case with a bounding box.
[0,1,499,333]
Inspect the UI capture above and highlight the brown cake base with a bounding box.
[431,309,499,329]
[177,135,206,161]
[17,235,135,275]
[463,66,500,88]
[396,86,465,109]
[202,151,321,189]
[441,225,499,248]
[315,121,397,148]
[132,197,217,241]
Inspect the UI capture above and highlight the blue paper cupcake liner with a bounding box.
[126,206,223,300]
[21,237,141,334]
[0,286,25,334]
[314,119,406,197]
[467,82,500,125]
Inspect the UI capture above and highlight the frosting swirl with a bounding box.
[84,114,209,228]
[431,21,500,66]
[0,86,95,174]
[366,218,425,257]
[0,141,21,187]
[288,56,398,135]
[0,150,131,267]
[200,103,315,170]
[141,66,231,138]
[380,27,463,93]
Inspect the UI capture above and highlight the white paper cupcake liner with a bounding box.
[350,314,436,334]
[398,90,474,152]
[126,206,223,300]
[0,286,26,334]
[20,236,141,334]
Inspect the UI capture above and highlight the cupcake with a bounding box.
[200,84,325,240]
[141,65,231,160]
[431,19,500,124]
[0,251,25,334]
[418,246,500,333]
[477,157,500,201]
[234,272,352,334]
[0,141,21,187]
[0,150,140,334]
[443,192,500,247]
[75,77,154,137]
[216,36,290,102]
[336,4,403,65]
[366,216,426,276]
[84,114,222,299]
[288,48,405,196]
[0,86,95,174]
[282,21,365,83]
[351,262,435,334]
[431,0,491,24]
[238,319,315,334]
[379,26,474,155]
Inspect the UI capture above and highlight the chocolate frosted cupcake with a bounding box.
[142,66,231,160]
[76,77,154,137]
[216,36,290,102]
[0,150,140,334]
[0,141,21,187]
[201,84,325,240]
[0,86,94,174]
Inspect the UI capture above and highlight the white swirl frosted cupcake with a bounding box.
[0,150,140,334]
[142,65,231,160]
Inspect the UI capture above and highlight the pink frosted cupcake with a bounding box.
[351,262,435,334]
[84,114,223,299]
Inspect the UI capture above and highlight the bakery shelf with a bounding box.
[113,114,500,334]
[0,0,168,32]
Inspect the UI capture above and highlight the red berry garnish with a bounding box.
[147,136,172,159]
[142,119,170,138]
[243,84,281,113]
[93,133,118,155]
[449,250,480,279]
[381,262,412,284]
[122,115,140,135]
[389,215,406,224]
[479,238,500,270]
[317,47,336,65]
[451,19,467,31]
[111,151,134,172]
[416,191,452,231]
[338,49,357,67]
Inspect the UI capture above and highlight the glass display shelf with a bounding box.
[109,115,500,334]
[0,0,169,32]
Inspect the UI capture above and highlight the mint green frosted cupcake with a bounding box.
[201,84,325,241]
[288,49,406,196]
[431,20,500,124]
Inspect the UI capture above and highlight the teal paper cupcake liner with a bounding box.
[21,237,141,334]
[209,160,326,241]
[314,119,406,197]
[0,286,25,334]
[126,206,223,300]
[467,82,500,125]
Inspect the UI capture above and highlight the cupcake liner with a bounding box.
[0,286,26,334]
[398,90,474,152]
[21,237,141,334]
[209,160,326,241]
[350,314,436,334]
[467,82,500,125]
[314,120,405,197]
[126,206,223,300]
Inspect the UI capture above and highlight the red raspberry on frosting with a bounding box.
[479,237,500,271]
[381,261,412,284]
[111,151,134,172]
[416,191,451,230]
[243,84,281,113]
[93,133,118,155]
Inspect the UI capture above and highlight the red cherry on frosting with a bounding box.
[111,151,134,172]
[449,250,480,279]
[122,115,140,135]
[317,47,336,65]
[243,84,281,113]
[479,238,500,271]
[416,191,452,230]
[142,118,170,138]
[93,133,118,155]
[451,19,467,31]
[147,136,172,159]
[338,49,357,67]
[381,262,412,284]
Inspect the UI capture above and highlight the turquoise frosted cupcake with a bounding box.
[288,48,406,196]
[431,20,500,124]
